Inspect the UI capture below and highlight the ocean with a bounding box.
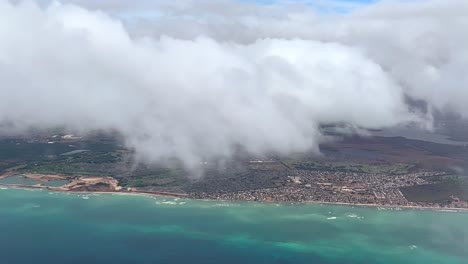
[0,188,466,264]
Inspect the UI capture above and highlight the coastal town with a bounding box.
[1,132,467,209]
[188,170,468,208]
[1,168,467,209]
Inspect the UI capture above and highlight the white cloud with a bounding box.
[1,0,465,169]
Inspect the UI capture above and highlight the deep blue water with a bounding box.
[0,187,467,264]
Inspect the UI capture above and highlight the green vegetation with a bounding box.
[118,169,188,188]
[289,161,415,175]
[1,135,466,202]
[0,141,72,161]
[0,138,190,190]
[0,137,128,176]
[401,176,468,203]
[12,150,124,176]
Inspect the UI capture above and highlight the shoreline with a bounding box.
[1,183,467,212]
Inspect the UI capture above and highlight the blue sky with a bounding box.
[116,0,382,21]
[242,0,379,13]
[250,0,377,3]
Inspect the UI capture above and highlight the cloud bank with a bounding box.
[0,0,466,168]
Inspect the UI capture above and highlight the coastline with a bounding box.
[1,183,467,212]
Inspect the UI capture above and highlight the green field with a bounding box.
[289,160,415,175]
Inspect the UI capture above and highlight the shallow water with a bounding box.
[0,188,466,264]
[0,175,40,185]
[0,175,68,187]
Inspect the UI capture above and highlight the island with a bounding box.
[1,132,467,209]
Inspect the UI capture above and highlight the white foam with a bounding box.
[327,217,337,220]
[346,214,364,219]
[440,209,458,213]
[213,203,231,207]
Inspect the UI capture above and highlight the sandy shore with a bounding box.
[0,171,16,180]
[1,172,466,212]
[0,183,188,198]
[1,182,467,212]
[22,173,67,181]
[304,200,468,212]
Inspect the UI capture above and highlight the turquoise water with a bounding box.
[0,176,68,187]
[0,175,41,185]
[0,188,467,264]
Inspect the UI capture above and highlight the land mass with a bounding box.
[1,131,468,209]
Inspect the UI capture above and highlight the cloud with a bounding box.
[1,0,466,169]
[109,0,468,117]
